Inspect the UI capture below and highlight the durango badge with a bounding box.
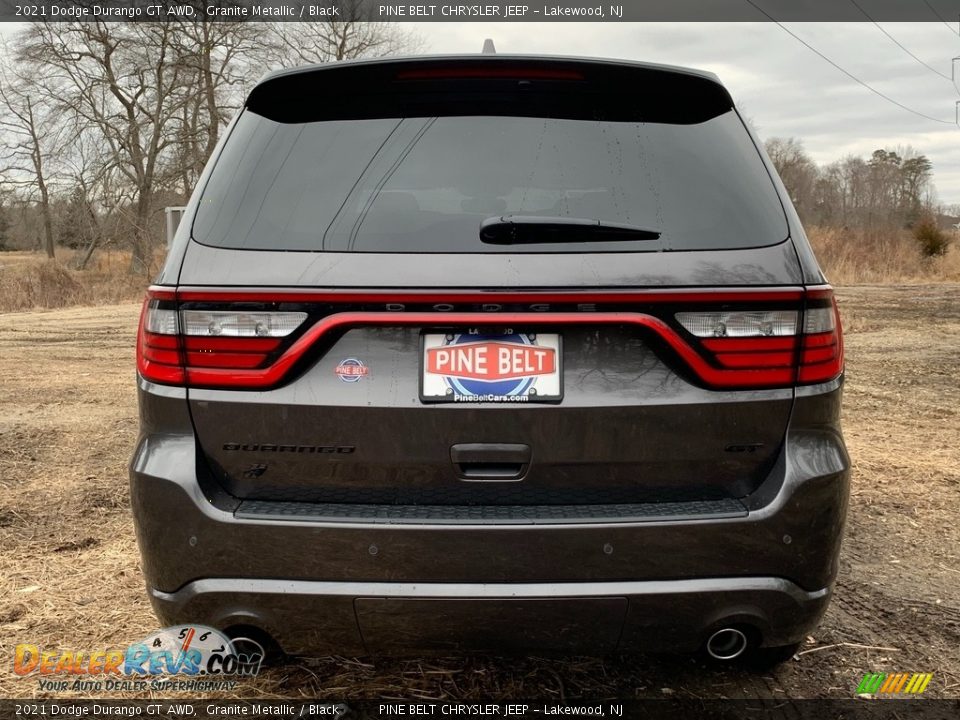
[335,358,368,383]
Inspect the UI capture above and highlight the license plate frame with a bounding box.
[419,329,563,404]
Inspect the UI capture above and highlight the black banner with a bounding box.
[2,700,960,720]
[2,0,960,23]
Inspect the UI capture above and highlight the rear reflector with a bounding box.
[136,286,843,391]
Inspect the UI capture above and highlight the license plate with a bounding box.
[420,330,562,403]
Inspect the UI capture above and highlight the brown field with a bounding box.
[808,226,960,284]
[0,285,958,701]
[0,250,155,314]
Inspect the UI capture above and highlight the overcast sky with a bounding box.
[2,21,958,206]
[414,22,960,207]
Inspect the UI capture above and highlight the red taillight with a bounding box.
[136,288,304,387]
[136,286,843,391]
[797,294,844,384]
[137,291,185,385]
[674,287,844,388]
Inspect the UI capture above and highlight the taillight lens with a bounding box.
[136,290,308,385]
[676,310,799,338]
[137,293,183,385]
[136,286,843,391]
[179,310,305,370]
[674,289,843,387]
[797,294,844,384]
[179,310,306,338]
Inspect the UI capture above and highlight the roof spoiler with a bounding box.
[246,56,734,125]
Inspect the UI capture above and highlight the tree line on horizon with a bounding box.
[765,138,956,250]
[0,15,422,272]
[0,21,955,272]
[765,137,957,257]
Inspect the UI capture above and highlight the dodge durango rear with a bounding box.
[130,54,849,664]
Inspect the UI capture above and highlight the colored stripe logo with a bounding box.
[857,673,933,695]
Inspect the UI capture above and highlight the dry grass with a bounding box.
[2,229,959,315]
[808,226,960,285]
[0,250,151,313]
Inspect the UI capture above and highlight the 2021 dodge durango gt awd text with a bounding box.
[130,55,849,665]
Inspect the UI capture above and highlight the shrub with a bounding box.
[913,216,951,257]
[806,226,960,283]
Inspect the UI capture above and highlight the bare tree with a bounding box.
[0,62,64,259]
[1,17,423,272]
[171,19,267,193]
[898,151,933,221]
[765,137,937,230]
[60,125,126,269]
[765,138,818,217]
[18,21,192,274]
[266,3,424,66]
[0,192,12,251]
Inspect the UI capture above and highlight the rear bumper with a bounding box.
[149,577,830,655]
[130,380,849,655]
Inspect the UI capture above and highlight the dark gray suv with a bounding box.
[130,55,849,664]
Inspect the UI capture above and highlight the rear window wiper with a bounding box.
[479,215,661,245]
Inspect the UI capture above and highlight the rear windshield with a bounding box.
[193,110,788,253]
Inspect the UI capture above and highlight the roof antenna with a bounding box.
[481,39,497,55]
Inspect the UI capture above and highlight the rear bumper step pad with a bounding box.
[234,498,747,525]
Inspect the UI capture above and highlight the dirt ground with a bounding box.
[1,285,958,700]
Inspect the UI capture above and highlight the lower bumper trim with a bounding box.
[150,577,830,656]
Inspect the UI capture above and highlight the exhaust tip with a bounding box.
[706,627,749,661]
[222,624,284,665]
